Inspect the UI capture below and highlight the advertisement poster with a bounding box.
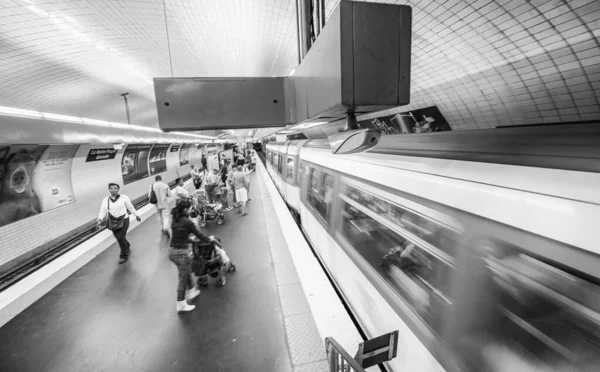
[121,144,152,185]
[86,148,118,162]
[179,144,191,166]
[149,144,169,175]
[219,149,233,164]
[0,144,79,228]
[357,105,451,135]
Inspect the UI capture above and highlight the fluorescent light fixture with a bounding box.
[0,105,216,140]
[288,69,296,76]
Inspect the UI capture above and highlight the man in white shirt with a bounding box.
[149,175,171,236]
[173,177,190,203]
[97,183,141,264]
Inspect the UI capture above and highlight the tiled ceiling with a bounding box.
[0,0,598,137]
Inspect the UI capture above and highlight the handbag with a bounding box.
[106,198,126,231]
[149,184,158,204]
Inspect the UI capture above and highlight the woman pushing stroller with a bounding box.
[169,199,214,314]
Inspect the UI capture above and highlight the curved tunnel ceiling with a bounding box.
[0,0,598,138]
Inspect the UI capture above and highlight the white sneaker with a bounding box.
[176,300,195,313]
[186,287,201,301]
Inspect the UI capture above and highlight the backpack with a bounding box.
[149,183,158,204]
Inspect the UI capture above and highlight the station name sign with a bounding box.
[86,148,119,162]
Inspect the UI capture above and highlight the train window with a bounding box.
[307,168,333,222]
[337,182,454,332]
[344,184,460,259]
[286,157,294,182]
[278,155,284,174]
[299,161,308,185]
[273,153,279,170]
[448,238,600,371]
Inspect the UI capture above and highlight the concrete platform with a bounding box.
[0,162,361,372]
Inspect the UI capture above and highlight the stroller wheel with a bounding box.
[228,263,236,272]
[199,221,207,227]
[217,276,226,286]
[217,219,224,225]
[198,276,208,287]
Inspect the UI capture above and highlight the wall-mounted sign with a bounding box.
[85,148,118,162]
[170,144,181,152]
[121,144,152,185]
[357,105,451,135]
[149,144,169,175]
[0,144,79,228]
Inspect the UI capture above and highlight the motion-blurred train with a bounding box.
[265,124,600,372]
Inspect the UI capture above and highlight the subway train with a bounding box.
[265,124,600,372]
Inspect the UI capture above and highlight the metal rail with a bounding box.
[0,175,191,292]
[325,337,366,372]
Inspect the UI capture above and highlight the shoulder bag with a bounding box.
[149,183,158,204]
[106,198,126,231]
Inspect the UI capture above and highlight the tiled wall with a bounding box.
[336,0,600,128]
[0,143,203,272]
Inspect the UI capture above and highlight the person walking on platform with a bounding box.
[97,183,141,264]
[149,175,171,236]
[232,165,250,216]
[169,199,212,313]
[190,165,203,190]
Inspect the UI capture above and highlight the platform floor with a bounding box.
[0,169,329,372]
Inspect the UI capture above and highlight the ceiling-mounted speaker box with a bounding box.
[154,77,294,131]
[292,0,412,123]
[153,0,411,132]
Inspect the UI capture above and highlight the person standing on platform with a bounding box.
[169,199,212,313]
[243,159,253,205]
[251,150,257,170]
[205,169,221,204]
[97,183,141,264]
[227,166,238,208]
[201,155,207,172]
[219,159,233,211]
[173,177,190,204]
[232,165,249,216]
[191,165,203,190]
[149,175,171,236]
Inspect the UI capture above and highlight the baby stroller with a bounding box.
[191,237,236,287]
[193,191,225,227]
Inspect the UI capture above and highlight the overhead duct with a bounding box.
[154,0,412,133]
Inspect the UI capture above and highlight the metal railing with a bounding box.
[325,337,366,372]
